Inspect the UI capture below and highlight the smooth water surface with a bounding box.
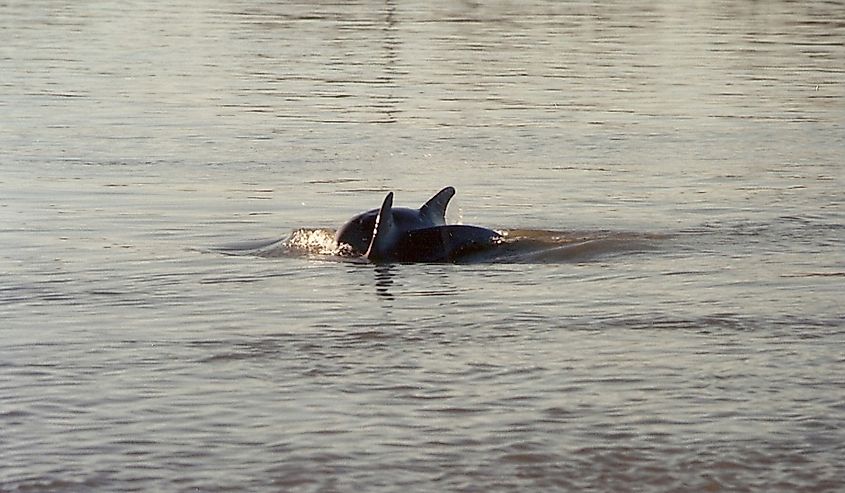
[2,1,843,491]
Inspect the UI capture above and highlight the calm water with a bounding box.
[2,0,844,491]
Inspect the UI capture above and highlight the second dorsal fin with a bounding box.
[418,186,455,225]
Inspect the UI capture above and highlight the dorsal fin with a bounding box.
[419,186,455,225]
[365,192,395,262]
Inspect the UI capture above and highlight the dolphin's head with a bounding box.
[335,209,378,254]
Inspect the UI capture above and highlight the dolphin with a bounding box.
[335,186,456,255]
[339,188,502,263]
[365,191,502,263]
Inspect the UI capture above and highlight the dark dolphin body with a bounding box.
[370,225,502,263]
[335,186,456,255]
[336,187,503,263]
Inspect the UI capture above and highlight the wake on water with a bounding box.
[213,228,664,264]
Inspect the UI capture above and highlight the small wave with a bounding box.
[206,237,285,256]
[484,229,661,263]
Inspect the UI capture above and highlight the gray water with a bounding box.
[2,1,844,491]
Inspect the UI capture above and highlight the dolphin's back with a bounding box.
[336,186,456,255]
[370,225,502,263]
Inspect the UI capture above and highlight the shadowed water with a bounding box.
[2,0,844,492]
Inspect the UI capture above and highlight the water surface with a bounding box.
[2,1,843,491]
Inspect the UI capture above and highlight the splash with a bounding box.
[282,228,346,257]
